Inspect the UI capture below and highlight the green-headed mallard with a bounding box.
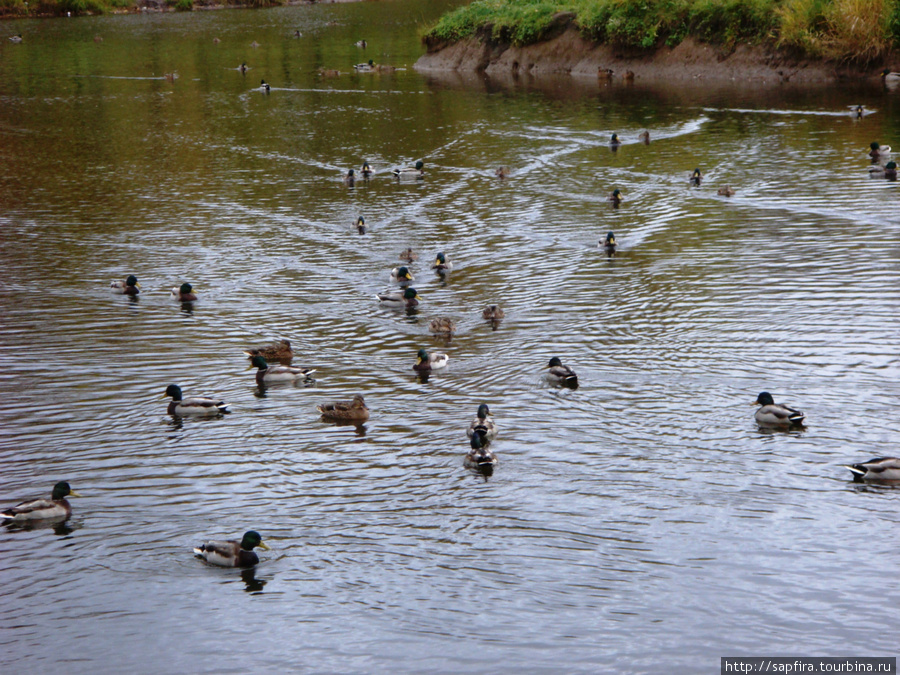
[249,355,315,385]
[356,215,366,234]
[393,160,424,179]
[194,530,270,568]
[547,357,578,388]
[238,62,248,73]
[885,161,897,180]
[849,104,866,118]
[429,317,455,336]
[608,189,622,206]
[754,391,805,426]
[171,283,197,302]
[164,384,229,416]
[399,247,418,262]
[361,161,372,178]
[354,59,375,72]
[432,252,452,272]
[9,34,23,44]
[344,169,355,186]
[869,141,892,159]
[465,432,497,472]
[413,348,448,372]
[846,457,900,483]
[717,185,735,197]
[690,168,702,186]
[111,275,140,296]
[609,133,621,148]
[601,231,617,254]
[259,79,270,93]
[376,287,419,308]
[882,69,900,82]
[482,304,504,321]
[316,393,369,421]
[1,482,81,524]
[390,266,414,284]
[355,39,367,48]
[638,130,650,144]
[466,403,497,441]
[244,339,293,363]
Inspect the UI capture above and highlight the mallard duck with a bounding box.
[238,62,248,73]
[885,161,897,179]
[598,67,613,81]
[882,69,900,81]
[609,133,621,148]
[164,384,229,416]
[850,104,866,118]
[293,30,302,38]
[690,168,702,186]
[429,317,455,336]
[465,432,497,471]
[390,266,414,284]
[399,247,418,262]
[171,283,197,302]
[361,161,372,178]
[243,339,293,362]
[495,166,510,179]
[355,39,367,48]
[466,403,497,441]
[344,169,355,186]
[638,130,650,144]
[482,304,504,321]
[317,393,369,421]
[194,531,270,568]
[356,215,366,234]
[354,59,375,72]
[754,391,805,426]
[547,357,578,387]
[717,185,735,197]
[250,41,260,48]
[432,252,452,272]
[249,355,315,385]
[259,79,270,92]
[375,64,395,73]
[9,34,23,44]
[601,231,617,254]
[846,457,900,483]
[376,287,419,308]
[869,142,892,159]
[608,189,622,206]
[213,37,221,44]
[318,68,340,78]
[164,72,178,82]
[1,482,81,524]
[413,348,448,371]
[393,160,424,179]
[111,275,140,296]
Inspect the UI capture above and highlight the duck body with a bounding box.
[429,317,455,336]
[432,252,452,272]
[885,161,897,180]
[869,141,892,159]
[390,266,414,284]
[717,186,735,197]
[260,79,270,92]
[399,247,418,262]
[690,168,702,186]
[495,166,510,179]
[1,482,80,524]
[171,283,197,302]
[846,457,900,482]
[754,391,805,426]
[547,357,578,387]
[111,275,140,296]
[317,393,369,421]
[9,34,23,43]
[466,403,497,441]
[376,287,419,308]
[244,339,293,363]
[464,432,497,472]
[354,59,375,72]
[361,161,372,179]
[413,348,449,372]
[609,133,621,148]
[194,531,270,568]
[482,304,504,321]
[355,39,367,48]
[165,384,229,416]
[601,231,617,254]
[608,189,622,206]
[356,215,366,234]
[638,130,650,144]
[344,169,355,186]
[393,160,424,179]
[250,355,314,385]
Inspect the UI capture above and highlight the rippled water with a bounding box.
[1,2,899,672]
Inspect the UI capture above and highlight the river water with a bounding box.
[1,2,899,672]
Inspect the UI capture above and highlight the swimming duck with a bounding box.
[495,166,510,178]
[690,168,702,186]
[361,161,372,179]
[355,39,367,48]
[9,34,23,43]
[1,482,81,524]
[376,287,419,308]
[869,142,891,159]
[609,133,621,148]
[885,161,897,179]
[171,283,197,302]
[881,69,900,83]
[375,64,396,73]
[317,393,369,422]
[399,247,418,262]
[413,348,449,372]
[850,105,865,118]
[164,72,179,82]
[845,457,900,483]
[354,59,375,72]
[601,231,617,254]
[638,130,650,144]
[111,275,140,296]
[546,357,578,387]
[466,403,497,441]
[250,41,260,48]
[608,189,622,206]
[318,68,340,78]
[293,30,302,38]
[393,160,425,179]
[344,169,356,186]
[390,266,414,284]
[482,304,504,321]
[429,317,455,336]
[717,186,735,197]
[249,355,315,385]
[259,79,270,92]
[164,384,229,416]
[432,252,452,272]
[753,391,805,426]
[194,531,270,568]
[243,339,293,362]
[598,67,613,81]
[238,62,248,73]
[356,215,366,234]
[464,432,498,471]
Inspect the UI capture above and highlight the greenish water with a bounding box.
[1,3,899,673]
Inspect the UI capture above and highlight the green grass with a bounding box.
[423,0,899,63]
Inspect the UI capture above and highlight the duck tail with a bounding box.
[217,402,231,414]
[788,411,805,424]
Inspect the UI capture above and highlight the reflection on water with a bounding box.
[1,0,900,672]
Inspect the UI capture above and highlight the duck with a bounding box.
[1,482,81,524]
[753,391,805,426]
[623,70,635,82]
[432,252,452,272]
[598,67,614,81]
[111,275,140,296]
[344,169,356,186]
[429,317,455,336]
[243,339,293,362]
[413,348,449,372]
[316,393,369,422]
[354,59,375,72]
[9,34,23,43]
[171,283,197,302]
[464,432,498,472]
[375,64,396,74]
[845,457,900,483]
[238,62,248,73]
[293,30,302,38]
[495,166,510,178]
[376,287,419,308]
[717,185,735,197]
[869,141,891,159]
[609,133,621,148]
[393,160,425,179]
[850,104,866,118]
[881,68,900,83]
[249,355,315,385]
[318,68,340,78]
[390,266,414,284]
[93,35,103,43]
[250,41,260,48]
[356,215,366,234]
[885,161,897,180]
[164,72,178,82]
[482,304,504,321]
[608,189,622,206]
[399,247,418,262]
[361,161,372,178]
[601,231,617,254]
[213,37,221,44]
[164,384,229,416]
[638,130,650,144]
[259,79,270,92]
[690,168,702,186]
[466,403,497,441]
[194,531,270,568]
[546,357,578,387]
[355,39,367,48]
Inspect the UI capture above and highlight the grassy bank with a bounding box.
[423,0,900,64]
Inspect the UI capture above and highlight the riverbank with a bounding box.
[0,0,360,19]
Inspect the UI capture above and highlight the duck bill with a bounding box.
[258,542,271,551]
[68,490,83,497]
